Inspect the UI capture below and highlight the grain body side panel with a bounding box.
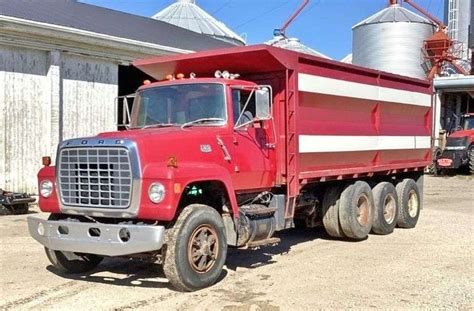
[295,66,432,179]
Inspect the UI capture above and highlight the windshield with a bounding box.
[131,83,226,128]
[463,117,474,130]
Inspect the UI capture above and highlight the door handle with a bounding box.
[216,137,232,162]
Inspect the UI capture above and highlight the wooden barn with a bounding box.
[0,0,233,194]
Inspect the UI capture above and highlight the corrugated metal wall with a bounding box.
[0,46,52,194]
[62,54,117,140]
[0,45,118,194]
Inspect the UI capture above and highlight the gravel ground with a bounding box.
[0,175,473,310]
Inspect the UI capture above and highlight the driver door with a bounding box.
[230,87,275,190]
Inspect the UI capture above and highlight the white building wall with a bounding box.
[62,54,117,140]
[0,45,52,193]
[0,45,118,194]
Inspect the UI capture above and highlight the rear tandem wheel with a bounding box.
[396,179,421,229]
[338,181,375,240]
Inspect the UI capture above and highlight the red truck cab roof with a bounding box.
[137,77,257,91]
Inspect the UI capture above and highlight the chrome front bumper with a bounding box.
[27,216,165,257]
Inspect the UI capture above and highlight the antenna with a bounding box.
[274,0,309,37]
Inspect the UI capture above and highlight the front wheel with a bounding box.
[163,204,227,292]
[45,248,103,274]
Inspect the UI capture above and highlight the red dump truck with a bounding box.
[28,45,433,291]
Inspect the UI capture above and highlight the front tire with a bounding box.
[45,248,103,274]
[163,204,227,292]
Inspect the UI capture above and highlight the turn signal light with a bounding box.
[165,74,174,80]
[42,156,51,167]
[176,73,185,79]
[174,183,182,194]
[143,79,151,85]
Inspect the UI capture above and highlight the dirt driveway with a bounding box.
[1,175,473,310]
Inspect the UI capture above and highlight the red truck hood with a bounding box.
[96,127,227,165]
[449,129,474,138]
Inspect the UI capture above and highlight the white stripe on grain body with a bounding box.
[299,135,431,153]
[298,73,432,107]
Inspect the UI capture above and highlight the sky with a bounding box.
[80,0,445,60]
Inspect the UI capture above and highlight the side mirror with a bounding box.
[255,87,271,120]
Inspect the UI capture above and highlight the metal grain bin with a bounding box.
[352,3,436,79]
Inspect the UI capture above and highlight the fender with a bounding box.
[139,162,239,221]
[37,166,60,213]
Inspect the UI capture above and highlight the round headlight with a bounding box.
[40,180,53,198]
[148,183,166,204]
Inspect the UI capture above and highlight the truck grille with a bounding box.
[58,148,132,209]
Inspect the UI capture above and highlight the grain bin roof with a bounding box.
[353,4,434,29]
[0,0,233,52]
[266,36,331,59]
[152,0,245,46]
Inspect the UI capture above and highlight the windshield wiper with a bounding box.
[181,118,225,129]
[140,123,178,130]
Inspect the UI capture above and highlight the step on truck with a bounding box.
[28,45,433,291]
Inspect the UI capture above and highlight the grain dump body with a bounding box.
[135,44,433,187]
[29,45,433,291]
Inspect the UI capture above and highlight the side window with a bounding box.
[232,89,255,126]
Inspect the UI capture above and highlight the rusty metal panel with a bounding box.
[0,45,51,193]
[61,53,118,141]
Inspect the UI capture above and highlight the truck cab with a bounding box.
[437,113,474,174]
[28,72,277,291]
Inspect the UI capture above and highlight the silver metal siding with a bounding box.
[456,0,471,60]
[0,46,118,194]
[0,45,51,193]
[61,54,117,140]
[352,22,435,79]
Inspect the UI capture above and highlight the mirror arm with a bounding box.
[125,96,132,130]
[234,87,257,129]
[265,116,277,149]
[116,94,134,130]
[234,118,254,130]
